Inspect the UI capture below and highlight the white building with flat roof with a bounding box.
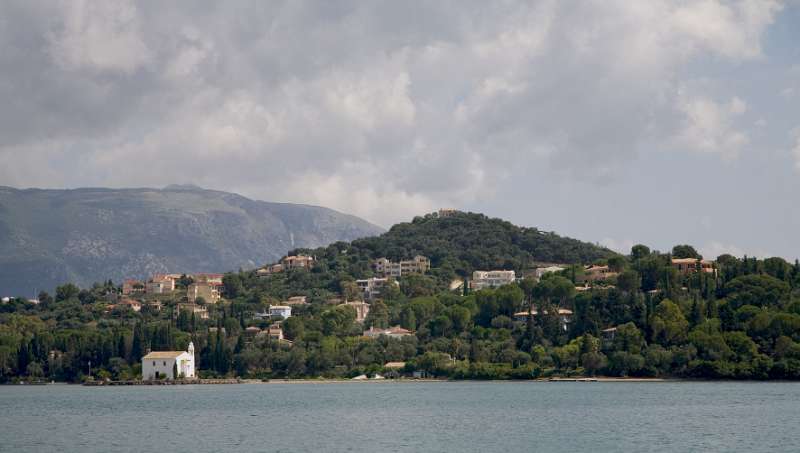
[269,305,292,319]
[470,270,516,291]
[142,342,195,380]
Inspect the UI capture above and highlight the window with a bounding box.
[152,361,155,366]
[163,361,166,366]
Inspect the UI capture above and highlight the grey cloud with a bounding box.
[0,0,793,232]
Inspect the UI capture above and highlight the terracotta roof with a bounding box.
[142,351,186,359]
[671,258,699,264]
[384,362,406,369]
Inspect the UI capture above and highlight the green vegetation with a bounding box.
[2,212,799,382]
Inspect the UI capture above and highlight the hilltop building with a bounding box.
[142,342,195,380]
[281,255,315,270]
[146,276,175,295]
[374,256,430,277]
[338,301,371,323]
[581,265,618,282]
[122,280,145,296]
[672,258,716,275]
[364,326,414,339]
[284,296,308,306]
[178,303,209,320]
[534,265,566,280]
[470,270,516,291]
[513,309,573,331]
[187,282,220,304]
[269,305,292,319]
[357,277,393,300]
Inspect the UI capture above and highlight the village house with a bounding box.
[284,296,308,306]
[357,277,393,300]
[281,255,315,270]
[267,323,283,340]
[122,279,145,296]
[383,361,406,370]
[437,208,458,217]
[671,258,716,275]
[364,325,414,339]
[257,263,284,277]
[513,308,573,331]
[193,273,224,285]
[178,303,209,320]
[582,265,618,282]
[187,282,220,304]
[118,299,142,312]
[244,326,262,338]
[374,255,431,277]
[338,301,370,323]
[601,327,618,341]
[145,276,175,295]
[534,265,566,280]
[142,342,195,380]
[470,270,516,291]
[269,305,292,319]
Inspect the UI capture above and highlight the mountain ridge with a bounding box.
[0,185,383,295]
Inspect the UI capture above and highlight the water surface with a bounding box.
[1,381,797,452]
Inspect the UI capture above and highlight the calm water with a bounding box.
[1,381,798,452]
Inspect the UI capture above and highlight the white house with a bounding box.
[470,270,516,291]
[269,305,292,319]
[142,342,196,380]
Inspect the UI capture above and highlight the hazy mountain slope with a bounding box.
[0,185,383,295]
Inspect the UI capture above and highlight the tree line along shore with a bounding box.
[1,211,799,383]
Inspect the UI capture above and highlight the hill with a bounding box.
[290,211,616,283]
[0,185,383,295]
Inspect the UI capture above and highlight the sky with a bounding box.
[1,0,799,260]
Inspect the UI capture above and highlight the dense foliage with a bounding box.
[2,214,799,382]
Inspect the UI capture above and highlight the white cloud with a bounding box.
[48,0,152,73]
[791,127,800,171]
[700,241,774,259]
[0,0,789,226]
[600,238,637,255]
[675,94,749,158]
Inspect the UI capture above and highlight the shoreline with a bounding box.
[3,377,783,386]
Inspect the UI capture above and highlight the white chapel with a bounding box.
[142,342,196,380]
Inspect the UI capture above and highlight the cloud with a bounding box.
[47,0,152,73]
[700,241,774,259]
[675,94,749,158]
[600,238,637,255]
[0,0,788,226]
[792,128,800,171]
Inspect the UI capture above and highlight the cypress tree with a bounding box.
[131,323,144,362]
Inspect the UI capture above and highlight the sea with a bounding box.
[0,381,798,452]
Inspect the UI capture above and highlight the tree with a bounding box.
[55,283,80,302]
[364,299,389,329]
[650,300,689,346]
[631,244,651,261]
[282,317,305,341]
[607,256,626,273]
[131,323,145,362]
[616,270,641,292]
[672,245,701,259]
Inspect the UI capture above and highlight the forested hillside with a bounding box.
[2,214,800,382]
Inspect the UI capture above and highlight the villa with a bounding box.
[470,270,516,291]
[269,305,292,319]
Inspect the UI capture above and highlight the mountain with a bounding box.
[0,185,383,295]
